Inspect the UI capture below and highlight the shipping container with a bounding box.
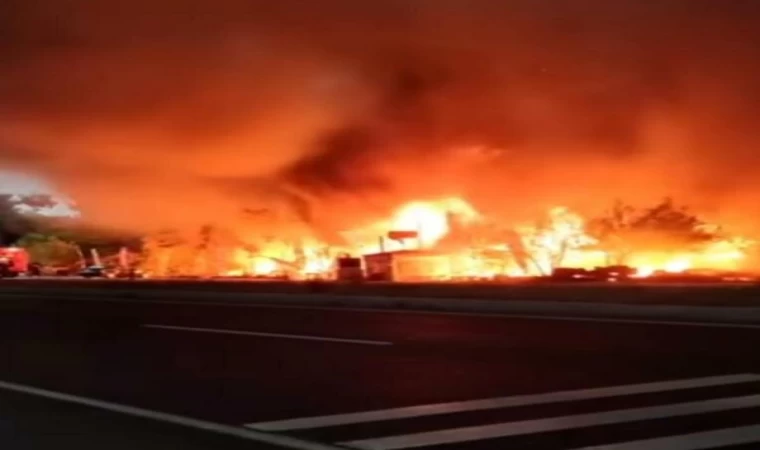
[362,250,452,282]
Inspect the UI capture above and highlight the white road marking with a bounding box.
[576,424,760,450]
[342,394,760,450]
[0,379,342,450]
[142,324,393,346]
[246,373,760,431]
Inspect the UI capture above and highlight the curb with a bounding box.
[1,286,760,326]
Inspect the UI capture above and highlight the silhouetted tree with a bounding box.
[588,198,720,265]
[16,233,81,267]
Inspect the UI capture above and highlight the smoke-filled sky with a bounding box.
[2,0,760,237]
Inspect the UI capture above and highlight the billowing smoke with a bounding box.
[2,0,760,238]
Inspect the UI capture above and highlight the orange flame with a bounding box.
[145,196,754,281]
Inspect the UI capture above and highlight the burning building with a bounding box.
[137,196,754,281]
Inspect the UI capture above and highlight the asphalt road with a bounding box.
[0,389,283,450]
[0,294,758,449]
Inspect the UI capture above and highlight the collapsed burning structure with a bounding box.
[138,197,754,281]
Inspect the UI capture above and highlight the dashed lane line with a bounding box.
[143,323,394,346]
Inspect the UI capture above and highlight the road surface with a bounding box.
[0,388,284,450]
[0,293,758,449]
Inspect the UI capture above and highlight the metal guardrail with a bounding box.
[0,284,758,326]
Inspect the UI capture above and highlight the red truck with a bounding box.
[0,247,30,277]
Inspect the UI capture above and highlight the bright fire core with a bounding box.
[142,197,753,280]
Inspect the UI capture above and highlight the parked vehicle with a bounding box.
[79,265,109,278]
[0,247,30,277]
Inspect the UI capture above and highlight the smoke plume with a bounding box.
[2,0,760,237]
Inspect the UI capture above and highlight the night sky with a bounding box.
[1,1,760,234]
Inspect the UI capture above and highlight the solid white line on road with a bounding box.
[142,324,393,346]
[342,394,760,450]
[246,373,760,431]
[0,379,343,450]
[576,424,760,450]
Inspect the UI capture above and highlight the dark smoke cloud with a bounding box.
[2,0,760,235]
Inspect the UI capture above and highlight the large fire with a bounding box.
[390,198,480,247]
[140,197,754,281]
